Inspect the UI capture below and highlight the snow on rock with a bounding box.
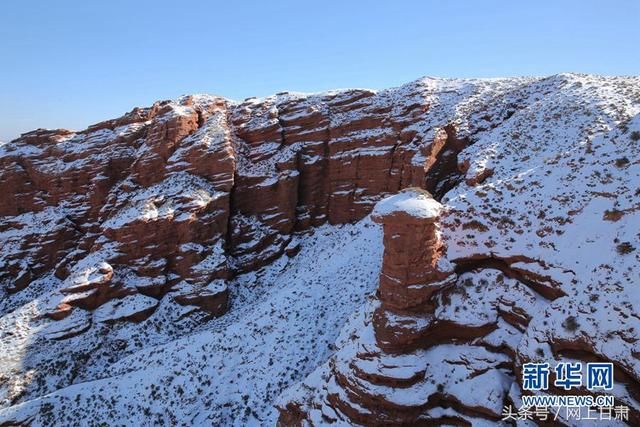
[93,294,159,324]
[277,74,640,426]
[371,188,442,220]
[172,279,229,317]
[0,219,382,425]
[1,73,639,425]
[42,308,92,340]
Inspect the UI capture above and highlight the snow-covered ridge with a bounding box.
[1,73,639,426]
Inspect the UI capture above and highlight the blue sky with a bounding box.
[1,0,638,141]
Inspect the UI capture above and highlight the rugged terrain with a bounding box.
[0,73,639,426]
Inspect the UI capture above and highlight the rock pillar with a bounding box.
[371,188,456,351]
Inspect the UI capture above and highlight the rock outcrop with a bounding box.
[370,189,457,353]
[276,75,640,426]
[277,191,515,425]
[278,190,640,426]
[0,83,471,330]
[1,74,639,426]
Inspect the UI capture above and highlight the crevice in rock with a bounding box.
[195,108,206,129]
[275,106,287,151]
[452,255,567,300]
[424,125,470,201]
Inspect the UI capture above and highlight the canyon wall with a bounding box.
[276,75,640,425]
[0,82,467,335]
[278,190,640,425]
[1,74,639,425]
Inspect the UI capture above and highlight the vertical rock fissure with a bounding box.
[424,124,469,201]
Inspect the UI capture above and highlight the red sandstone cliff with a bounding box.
[0,82,469,332]
[275,75,640,426]
[1,74,639,426]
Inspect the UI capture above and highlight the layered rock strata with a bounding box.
[278,187,640,426]
[1,74,639,426]
[369,189,457,353]
[0,82,469,330]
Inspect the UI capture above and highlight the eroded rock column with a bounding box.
[371,188,456,352]
[277,189,517,425]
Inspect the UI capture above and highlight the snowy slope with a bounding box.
[0,219,381,425]
[1,73,639,426]
[277,74,640,426]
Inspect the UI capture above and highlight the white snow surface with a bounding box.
[276,73,640,426]
[372,189,442,220]
[0,219,382,426]
[1,73,639,426]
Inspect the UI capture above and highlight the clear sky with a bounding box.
[1,0,638,141]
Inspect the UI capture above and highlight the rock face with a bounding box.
[277,192,639,426]
[0,83,467,328]
[370,189,457,353]
[276,75,640,426]
[1,74,639,426]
